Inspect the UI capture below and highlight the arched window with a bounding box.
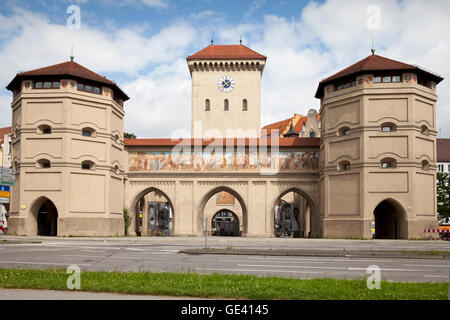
[421,160,430,170]
[338,126,351,136]
[37,159,51,168]
[338,160,351,171]
[380,122,396,132]
[81,160,95,170]
[243,99,248,111]
[38,124,52,134]
[81,127,96,137]
[205,99,210,111]
[309,131,316,138]
[381,158,396,169]
[224,99,229,111]
[421,125,429,135]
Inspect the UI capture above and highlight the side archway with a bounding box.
[373,198,408,239]
[131,187,175,236]
[197,186,248,236]
[29,196,58,236]
[271,187,318,238]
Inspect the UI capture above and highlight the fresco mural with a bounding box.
[216,191,235,205]
[128,151,319,172]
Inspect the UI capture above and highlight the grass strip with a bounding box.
[0,267,447,300]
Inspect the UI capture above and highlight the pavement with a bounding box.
[0,236,449,283]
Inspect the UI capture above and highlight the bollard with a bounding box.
[205,218,208,249]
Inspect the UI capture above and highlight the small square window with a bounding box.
[53,82,60,88]
[82,131,91,137]
[343,82,350,89]
[382,126,392,132]
[77,84,84,91]
[373,76,381,83]
[336,84,343,90]
[93,87,101,94]
[382,76,391,83]
[85,85,93,92]
[35,82,43,89]
[44,82,52,88]
[381,162,391,168]
[351,80,356,87]
[392,76,401,83]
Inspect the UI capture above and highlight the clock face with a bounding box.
[218,75,235,93]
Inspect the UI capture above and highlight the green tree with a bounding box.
[437,172,450,223]
[124,132,136,139]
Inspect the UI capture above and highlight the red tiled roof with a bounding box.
[315,54,444,98]
[187,45,266,61]
[124,137,320,148]
[0,126,12,146]
[262,114,308,137]
[6,60,129,100]
[437,138,450,162]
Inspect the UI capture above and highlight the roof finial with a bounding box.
[70,42,74,62]
[211,35,214,45]
[240,35,242,45]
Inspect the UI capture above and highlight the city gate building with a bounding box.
[4,44,444,239]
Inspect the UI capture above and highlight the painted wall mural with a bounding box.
[128,151,319,172]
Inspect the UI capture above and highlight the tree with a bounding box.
[437,172,450,223]
[124,132,136,139]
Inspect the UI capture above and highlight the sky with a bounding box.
[0,0,449,138]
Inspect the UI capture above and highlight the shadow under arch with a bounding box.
[29,196,58,236]
[270,187,318,238]
[373,198,408,239]
[197,186,248,236]
[131,187,175,236]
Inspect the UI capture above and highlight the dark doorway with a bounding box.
[373,200,406,239]
[212,210,240,236]
[37,200,58,236]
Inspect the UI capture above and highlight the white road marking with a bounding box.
[403,264,450,268]
[424,275,449,278]
[0,260,91,266]
[238,264,428,273]
[125,248,147,251]
[81,250,107,253]
[195,267,320,274]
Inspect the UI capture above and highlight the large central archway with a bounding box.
[198,186,247,236]
[132,187,174,236]
[373,199,407,239]
[212,209,240,236]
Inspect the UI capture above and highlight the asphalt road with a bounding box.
[0,237,449,283]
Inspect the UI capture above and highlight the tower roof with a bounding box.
[187,44,266,61]
[315,54,444,98]
[6,60,129,100]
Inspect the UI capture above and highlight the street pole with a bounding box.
[205,218,208,249]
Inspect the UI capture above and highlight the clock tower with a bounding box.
[187,44,266,138]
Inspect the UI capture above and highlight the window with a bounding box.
[338,126,351,136]
[205,99,210,111]
[338,161,351,171]
[35,81,60,89]
[421,125,429,135]
[37,159,51,169]
[381,158,396,169]
[224,99,229,111]
[335,78,357,91]
[81,160,95,170]
[373,75,401,84]
[392,76,401,83]
[421,160,430,170]
[243,99,248,111]
[438,164,443,172]
[380,123,396,132]
[38,124,52,134]
[77,83,102,95]
[309,131,316,138]
[382,76,391,83]
[81,127,96,137]
[373,76,382,83]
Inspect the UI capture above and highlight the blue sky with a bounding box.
[0,0,449,138]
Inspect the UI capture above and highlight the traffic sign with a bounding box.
[0,167,15,186]
[0,197,9,204]
[0,191,9,198]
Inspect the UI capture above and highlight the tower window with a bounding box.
[205,99,210,111]
[224,99,229,111]
[381,158,396,169]
[37,159,51,169]
[81,160,95,170]
[35,81,60,89]
[338,161,351,171]
[309,131,316,138]
[81,127,96,137]
[77,82,102,95]
[338,126,351,136]
[38,124,52,134]
[421,125,429,135]
[380,122,396,132]
[421,160,430,170]
[243,99,247,111]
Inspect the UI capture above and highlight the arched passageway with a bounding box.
[198,187,247,236]
[373,199,407,239]
[273,188,315,238]
[212,209,240,236]
[134,188,174,236]
[36,199,58,236]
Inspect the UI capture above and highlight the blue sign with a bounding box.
[0,186,10,192]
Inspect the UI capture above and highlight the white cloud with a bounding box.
[140,0,168,8]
